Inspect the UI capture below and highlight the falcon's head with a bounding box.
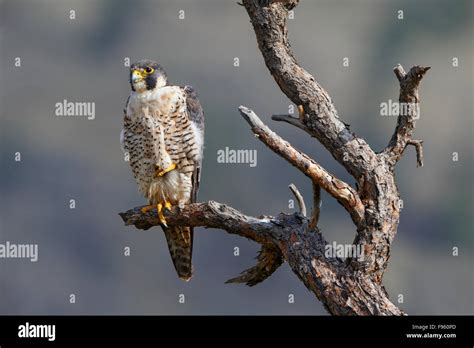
[130,60,167,93]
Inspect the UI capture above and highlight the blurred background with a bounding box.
[0,0,472,315]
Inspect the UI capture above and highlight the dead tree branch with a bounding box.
[289,183,307,216]
[239,106,365,226]
[120,0,429,315]
[120,200,402,315]
[406,139,424,167]
[271,114,309,132]
[383,64,430,168]
[244,0,379,181]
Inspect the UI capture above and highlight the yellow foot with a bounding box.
[157,203,168,227]
[140,205,154,214]
[298,105,305,122]
[164,201,172,210]
[155,163,177,177]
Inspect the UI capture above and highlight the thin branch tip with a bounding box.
[289,183,307,216]
[272,114,308,131]
[238,105,254,116]
[393,64,406,81]
[238,106,265,129]
[407,139,424,167]
[385,63,429,166]
[394,64,430,82]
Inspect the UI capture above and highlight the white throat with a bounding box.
[127,86,185,120]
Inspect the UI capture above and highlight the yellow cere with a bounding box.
[132,70,144,78]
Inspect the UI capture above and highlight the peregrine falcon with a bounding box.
[121,59,204,281]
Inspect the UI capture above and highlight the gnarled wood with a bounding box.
[120,0,429,315]
[120,200,403,315]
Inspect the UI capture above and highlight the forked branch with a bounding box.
[120,0,429,316]
[383,64,430,168]
[289,183,307,217]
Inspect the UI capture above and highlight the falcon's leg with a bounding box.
[158,201,173,227]
[141,203,170,227]
[155,163,177,177]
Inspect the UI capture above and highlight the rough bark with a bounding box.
[120,201,401,315]
[120,0,429,315]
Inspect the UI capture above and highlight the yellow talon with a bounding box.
[156,163,177,177]
[164,201,172,210]
[157,203,167,227]
[141,205,154,214]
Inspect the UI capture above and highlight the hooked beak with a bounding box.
[132,70,144,83]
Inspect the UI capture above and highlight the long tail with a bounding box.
[163,226,193,281]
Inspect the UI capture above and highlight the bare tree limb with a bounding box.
[239,106,365,226]
[242,0,378,180]
[289,183,306,216]
[383,64,430,168]
[225,245,284,286]
[406,139,424,167]
[120,201,277,245]
[120,0,429,316]
[119,201,403,315]
[271,114,309,133]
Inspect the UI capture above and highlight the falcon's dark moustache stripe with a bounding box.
[145,74,157,90]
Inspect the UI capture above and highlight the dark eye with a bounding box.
[144,67,154,74]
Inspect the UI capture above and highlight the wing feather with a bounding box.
[182,85,204,203]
